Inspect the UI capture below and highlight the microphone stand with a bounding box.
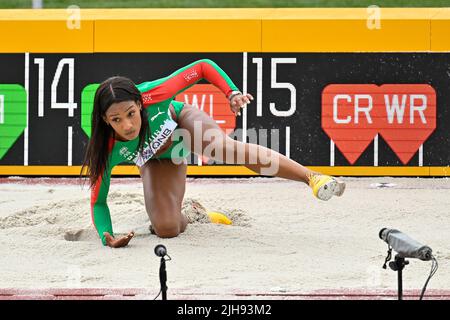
[159,256,168,300]
[388,254,409,300]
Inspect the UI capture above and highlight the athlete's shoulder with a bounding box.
[136,80,160,93]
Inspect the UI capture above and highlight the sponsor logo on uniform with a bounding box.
[142,93,152,104]
[150,107,165,122]
[183,70,198,82]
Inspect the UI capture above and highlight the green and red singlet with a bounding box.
[90,59,240,245]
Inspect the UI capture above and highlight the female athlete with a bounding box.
[81,59,345,248]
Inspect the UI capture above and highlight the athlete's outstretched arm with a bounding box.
[137,59,251,113]
[91,159,134,247]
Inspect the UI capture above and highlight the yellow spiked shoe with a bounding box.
[307,173,346,201]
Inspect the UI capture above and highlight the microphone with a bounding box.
[154,244,169,300]
[154,244,167,257]
[379,228,432,261]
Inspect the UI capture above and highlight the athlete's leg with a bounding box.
[177,104,314,183]
[139,159,188,238]
[176,105,345,200]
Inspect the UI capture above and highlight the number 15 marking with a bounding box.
[252,57,297,117]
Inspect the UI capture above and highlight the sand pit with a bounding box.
[0,176,448,298]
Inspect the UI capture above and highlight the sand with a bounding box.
[0,176,449,296]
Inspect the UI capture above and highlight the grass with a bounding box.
[1,0,450,8]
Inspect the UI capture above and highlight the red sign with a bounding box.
[175,84,235,135]
[322,84,436,165]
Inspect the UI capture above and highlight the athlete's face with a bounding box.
[104,100,142,141]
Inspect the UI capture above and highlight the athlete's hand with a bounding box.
[103,231,135,248]
[230,93,253,116]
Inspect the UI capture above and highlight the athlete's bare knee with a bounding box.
[153,222,181,238]
[151,212,186,238]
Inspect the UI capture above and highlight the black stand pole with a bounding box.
[389,255,409,300]
[159,257,168,300]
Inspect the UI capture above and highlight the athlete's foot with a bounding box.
[307,173,346,201]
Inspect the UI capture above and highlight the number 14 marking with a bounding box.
[34,58,78,117]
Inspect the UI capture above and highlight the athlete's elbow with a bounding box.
[197,58,216,67]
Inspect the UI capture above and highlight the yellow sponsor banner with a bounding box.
[306,166,432,176]
[0,165,448,176]
[93,8,263,52]
[431,8,450,51]
[0,8,449,52]
[429,166,450,176]
[262,8,438,52]
[0,10,94,53]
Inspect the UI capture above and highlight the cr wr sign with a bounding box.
[321,84,436,165]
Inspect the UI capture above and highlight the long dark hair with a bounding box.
[80,76,149,188]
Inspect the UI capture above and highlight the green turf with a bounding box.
[1,0,450,9]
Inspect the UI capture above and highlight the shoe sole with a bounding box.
[317,179,346,201]
[334,180,346,197]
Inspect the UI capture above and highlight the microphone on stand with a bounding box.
[154,244,167,257]
[379,228,437,300]
[154,244,169,300]
[379,228,432,261]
